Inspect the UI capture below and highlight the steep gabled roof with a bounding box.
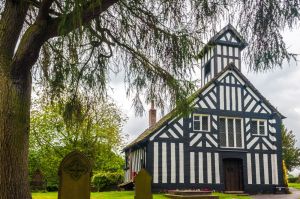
[124,63,284,151]
[197,24,248,58]
[209,23,248,49]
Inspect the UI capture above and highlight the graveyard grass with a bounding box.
[289,183,300,189]
[31,191,252,199]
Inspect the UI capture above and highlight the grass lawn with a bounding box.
[288,183,300,189]
[32,192,167,199]
[32,191,252,199]
[214,192,251,199]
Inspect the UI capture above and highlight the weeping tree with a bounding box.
[0,0,299,198]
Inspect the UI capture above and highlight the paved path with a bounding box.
[252,188,300,199]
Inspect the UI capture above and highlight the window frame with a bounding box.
[193,114,210,132]
[204,60,211,77]
[251,119,268,136]
[219,116,244,149]
[124,154,129,170]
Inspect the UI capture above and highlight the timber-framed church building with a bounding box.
[123,25,284,194]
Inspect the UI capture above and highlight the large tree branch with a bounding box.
[28,0,60,17]
[10,0,119,79]
[11,21,50,79]
[0,0,29,69]
[48,0,119,37]
[10,0,55,78]
[36,0,55,20]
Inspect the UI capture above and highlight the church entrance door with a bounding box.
[223,158,244,191]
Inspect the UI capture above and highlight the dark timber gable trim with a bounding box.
[197,24,248,60]
[124,63,284,151]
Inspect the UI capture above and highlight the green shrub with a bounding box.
[92,172,124,191]
[288,177,298,183]
[46,182,59,192]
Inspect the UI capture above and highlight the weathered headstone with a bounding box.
[134,168,153,199]
[58,151,92,199]
[30,169,46,191]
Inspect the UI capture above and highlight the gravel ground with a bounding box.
[252,188,300,199]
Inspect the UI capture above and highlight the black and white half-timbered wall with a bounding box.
[123,24,284,194]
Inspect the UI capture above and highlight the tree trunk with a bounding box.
[0,70,32,199]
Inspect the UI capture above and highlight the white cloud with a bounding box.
[295,108,300,114]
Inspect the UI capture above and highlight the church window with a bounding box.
[219,117,243,148]
[204,60,211,76]
[220,118,226,147]
[193,114,210,132]
[251,119,267,136]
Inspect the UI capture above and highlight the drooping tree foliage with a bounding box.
[32,0,300,112]
[0,0,299,198]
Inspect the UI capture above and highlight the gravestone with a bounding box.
[30,169,46,191]
[58,151,92,199]
[134,168,153,199]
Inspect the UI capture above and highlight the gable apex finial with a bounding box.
[208,24,248,50]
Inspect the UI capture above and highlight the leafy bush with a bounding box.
[92,172,124,191]
[46,182,59,192]
[288,177,298,183]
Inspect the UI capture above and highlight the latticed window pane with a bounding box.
[220,132,226,147]
[193,115,200,131]
[205,61,211,76]
[194,120,200,131]
[251,121,258,134]
[236,119,242,147]
[259,121,266,135]
[220,118,225,132]
[220,118,226,147]
[236,119,241,134]
[202,116,208,131]
[228,119,234,147]
[236,133,242,147]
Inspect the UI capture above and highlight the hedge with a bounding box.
[92,172,124,191]
[288,177,298,183]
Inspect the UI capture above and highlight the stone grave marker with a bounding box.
[134,168,153,199]
[58,151,92,199]
[30,169,46,191]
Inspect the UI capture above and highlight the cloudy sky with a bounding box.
[109,27,300,147]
